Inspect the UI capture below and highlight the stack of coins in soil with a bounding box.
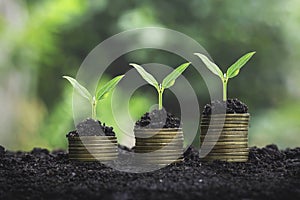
[67,119,118,162]
[68,136,118,162]
[200,113,250,162]
[134,128,184,166]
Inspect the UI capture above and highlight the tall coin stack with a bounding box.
[68,136,118,162]
[134,128,184,166]
[200,113,250,162]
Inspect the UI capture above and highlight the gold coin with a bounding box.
[134,147,183,151]
[201,141,248,145]
[134,130,183,134]
[134,147,183,152]
[135,149,183,153]
[69,139,117,143]
[201,116,250,120]
[200,124,249,128]
[136,138,184,143]
[69,142,118,146]
[200,134,248,138]
[201,136,248,140]
[200,134,248,139]
[201,129,248,134]
[202,113,250,118]
[205,155,248,159]
[137,152,183,157]
[69,154,118,157]
[69,149,118,154]
[69,152,118,157]
[201,117,250,121]
[68,136,117,142]
[201,117,250,122]
[135,129,183,134]
[135,135,184,140]
[69,157,117,161]
[69,143,118,148]
[200,138,248,142]
[201,127,249,131]
[134,135,183,139]
[135,139,183,144]
[134,133,183,138]
[201,121,249,126]
[207,151,249,156]
[200,144,248,149]
[135,143,183,147]
[204,148,249,153]
[200,138,248,143]
[201,122,249,126]
[134,143,183,147]
[134,150,183,154]
[134,128,182,132]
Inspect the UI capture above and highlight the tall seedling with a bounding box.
[194,52,255,101]
[130,62,191,110]
[63,75,124,119]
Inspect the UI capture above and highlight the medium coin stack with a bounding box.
[68,136,118,162]
[200,113,250,162]
[134,128,184,165]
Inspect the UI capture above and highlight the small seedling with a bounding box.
[63,75,124,119]
[130,62,191,110]
[194,52,255,101]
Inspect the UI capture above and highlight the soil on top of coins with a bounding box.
[202,98,249,116]
[66,118,115,137]
[0,144,299,200]
[135,109,181,129]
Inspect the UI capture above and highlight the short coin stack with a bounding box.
[68,136,118,162]
[134,128,184,166]
[200,113,250,162]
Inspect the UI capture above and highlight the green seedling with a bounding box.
[194,52,255,101]
[63,75,124,119]
[130,62,191,110]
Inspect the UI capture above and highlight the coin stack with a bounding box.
[134,128,184,166]
[68,136,118,162]
[200,113,250,162]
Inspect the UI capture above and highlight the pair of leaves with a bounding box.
[194,52,255,80]
[63,75,124,102]
[130,62,191,91]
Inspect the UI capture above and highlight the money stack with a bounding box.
[134,128,184,166]
[68,136,118,162]
[200,113,250,162]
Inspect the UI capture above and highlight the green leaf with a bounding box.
[194,53,223,79]
[63,76,92,101]
[162,62,191,89]
[226,51,256,79]
[130,63,159,89]
[96,75,125,100]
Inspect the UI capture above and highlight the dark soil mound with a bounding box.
[203,98,248,116]
[66,118,115,137]
[135,109,181,129]
[0,144,299,199]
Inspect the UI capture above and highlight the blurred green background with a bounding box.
[0,0,299,151]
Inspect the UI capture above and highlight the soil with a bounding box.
[0,144,299,200]
[203,98,248,116]
[135,109,181,129]
[66,118,115,137]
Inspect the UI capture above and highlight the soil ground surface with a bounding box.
[0,144,299,200]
